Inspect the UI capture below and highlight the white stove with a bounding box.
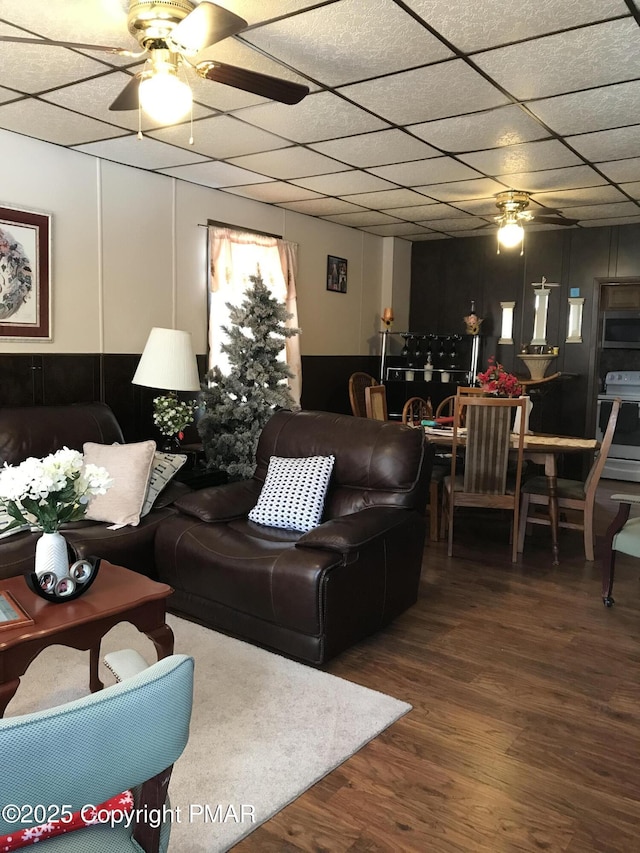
[601,370,640,400]
[598,371,640,481]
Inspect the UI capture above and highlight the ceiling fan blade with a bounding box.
[196,60,309,105]
[0,34,139,56]
[169,2,248,55]
[109,74,142,111]
[533,215,579,226]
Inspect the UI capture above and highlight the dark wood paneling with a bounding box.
[409,224,640,444]
[301,355,379,415]
[0,356,39,405]
[41,355,101,405]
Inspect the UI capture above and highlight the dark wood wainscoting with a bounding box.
[0,353,207,443]
[0,353,375,442]
[300,354,379,415]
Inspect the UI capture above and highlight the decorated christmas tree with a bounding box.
[198,269,300,480]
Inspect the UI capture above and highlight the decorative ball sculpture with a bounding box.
[26,556,101,603]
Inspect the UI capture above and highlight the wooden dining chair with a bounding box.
[365,384,388,420]
[402,396,432,426]
[442,395,527,562]
[401,396,442,541]
[348,372,378,418]
[517,397,621,561]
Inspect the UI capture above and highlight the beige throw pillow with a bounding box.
[83,440,156,527]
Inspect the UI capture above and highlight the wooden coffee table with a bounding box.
[0,561,174,716]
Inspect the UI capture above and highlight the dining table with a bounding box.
[424,426,599,564]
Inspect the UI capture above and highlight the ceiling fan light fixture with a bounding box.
[497,219,525,249]
[139,63,192,123]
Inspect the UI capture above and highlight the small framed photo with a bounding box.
[0,205,51,341]
[0,589,34,631]
[327,255,347,293]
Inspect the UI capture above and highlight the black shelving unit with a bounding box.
[380,332,474,420]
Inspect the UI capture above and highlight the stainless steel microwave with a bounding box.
[602,311,640,348]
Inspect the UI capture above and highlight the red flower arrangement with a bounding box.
[476,357,523,397]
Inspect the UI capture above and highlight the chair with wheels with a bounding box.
[348,372,378,417]
[517,398,621,561]
[0,654,194,852]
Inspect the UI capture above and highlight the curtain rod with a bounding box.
[199,220,283,240]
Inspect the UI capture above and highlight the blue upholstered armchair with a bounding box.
[0,654,194,852]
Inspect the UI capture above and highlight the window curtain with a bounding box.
[208,226,302,407]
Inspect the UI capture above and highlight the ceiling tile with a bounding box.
[343,188,434,209]
[474,19,640,101]
[159,159,273,187]
[0,1,137,56]
[234,91,389,143]
[597,158,640,184]
[0,22,116,92]
[414,177,508,202]
[402,0,628,53]
[380,203,444,219]
[0,99,128,146]
[363,222,433,236]
[527,81,640,136]
[223,182,323,203]
[452,197,502,215]
[581,216,640,227]
[75,135,211,170]
[338,60,509,126]
[492,166,608,194]
[409,105,550,153]
[226,147,351,179]
[407,232,451,241]
[567,126,640,163]
[293,170,397,195]
[278,198,368,216]
[241,0,452,87]
[321,211,404,227]
[310,129,441,167]
[530,185,628,208]
[0,86,22,105]
[391,203,471,220]
[620,181,640,199]
[555,201,640,221]
[150,115,290,158]
[216,1,328,25]
[416,217,486,231]
[459,139,582,176]
[369,159,482,186]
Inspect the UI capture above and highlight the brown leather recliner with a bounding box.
[154,409,432,665]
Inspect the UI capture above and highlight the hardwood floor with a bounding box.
[234,481,640,853]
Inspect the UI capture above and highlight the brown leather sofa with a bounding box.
[0,403,186,581]
[154,409,432,665]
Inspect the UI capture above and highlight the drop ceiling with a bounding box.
[1,0,640,240]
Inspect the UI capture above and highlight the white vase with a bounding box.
[35,531,69,591]
[513,395,533,435]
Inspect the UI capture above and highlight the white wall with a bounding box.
[0,128,409,357]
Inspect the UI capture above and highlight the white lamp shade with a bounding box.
[132,327,200,392]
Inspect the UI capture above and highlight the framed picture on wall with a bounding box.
[0,205,51,341]
[327,255,347,293]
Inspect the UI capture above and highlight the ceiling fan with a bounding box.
[0,1,310,125]
[492,190,579,253]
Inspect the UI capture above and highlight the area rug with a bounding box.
[6,614,411,852]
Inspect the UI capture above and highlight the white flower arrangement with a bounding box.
[0,447,111,534]
[153,394,196,438]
